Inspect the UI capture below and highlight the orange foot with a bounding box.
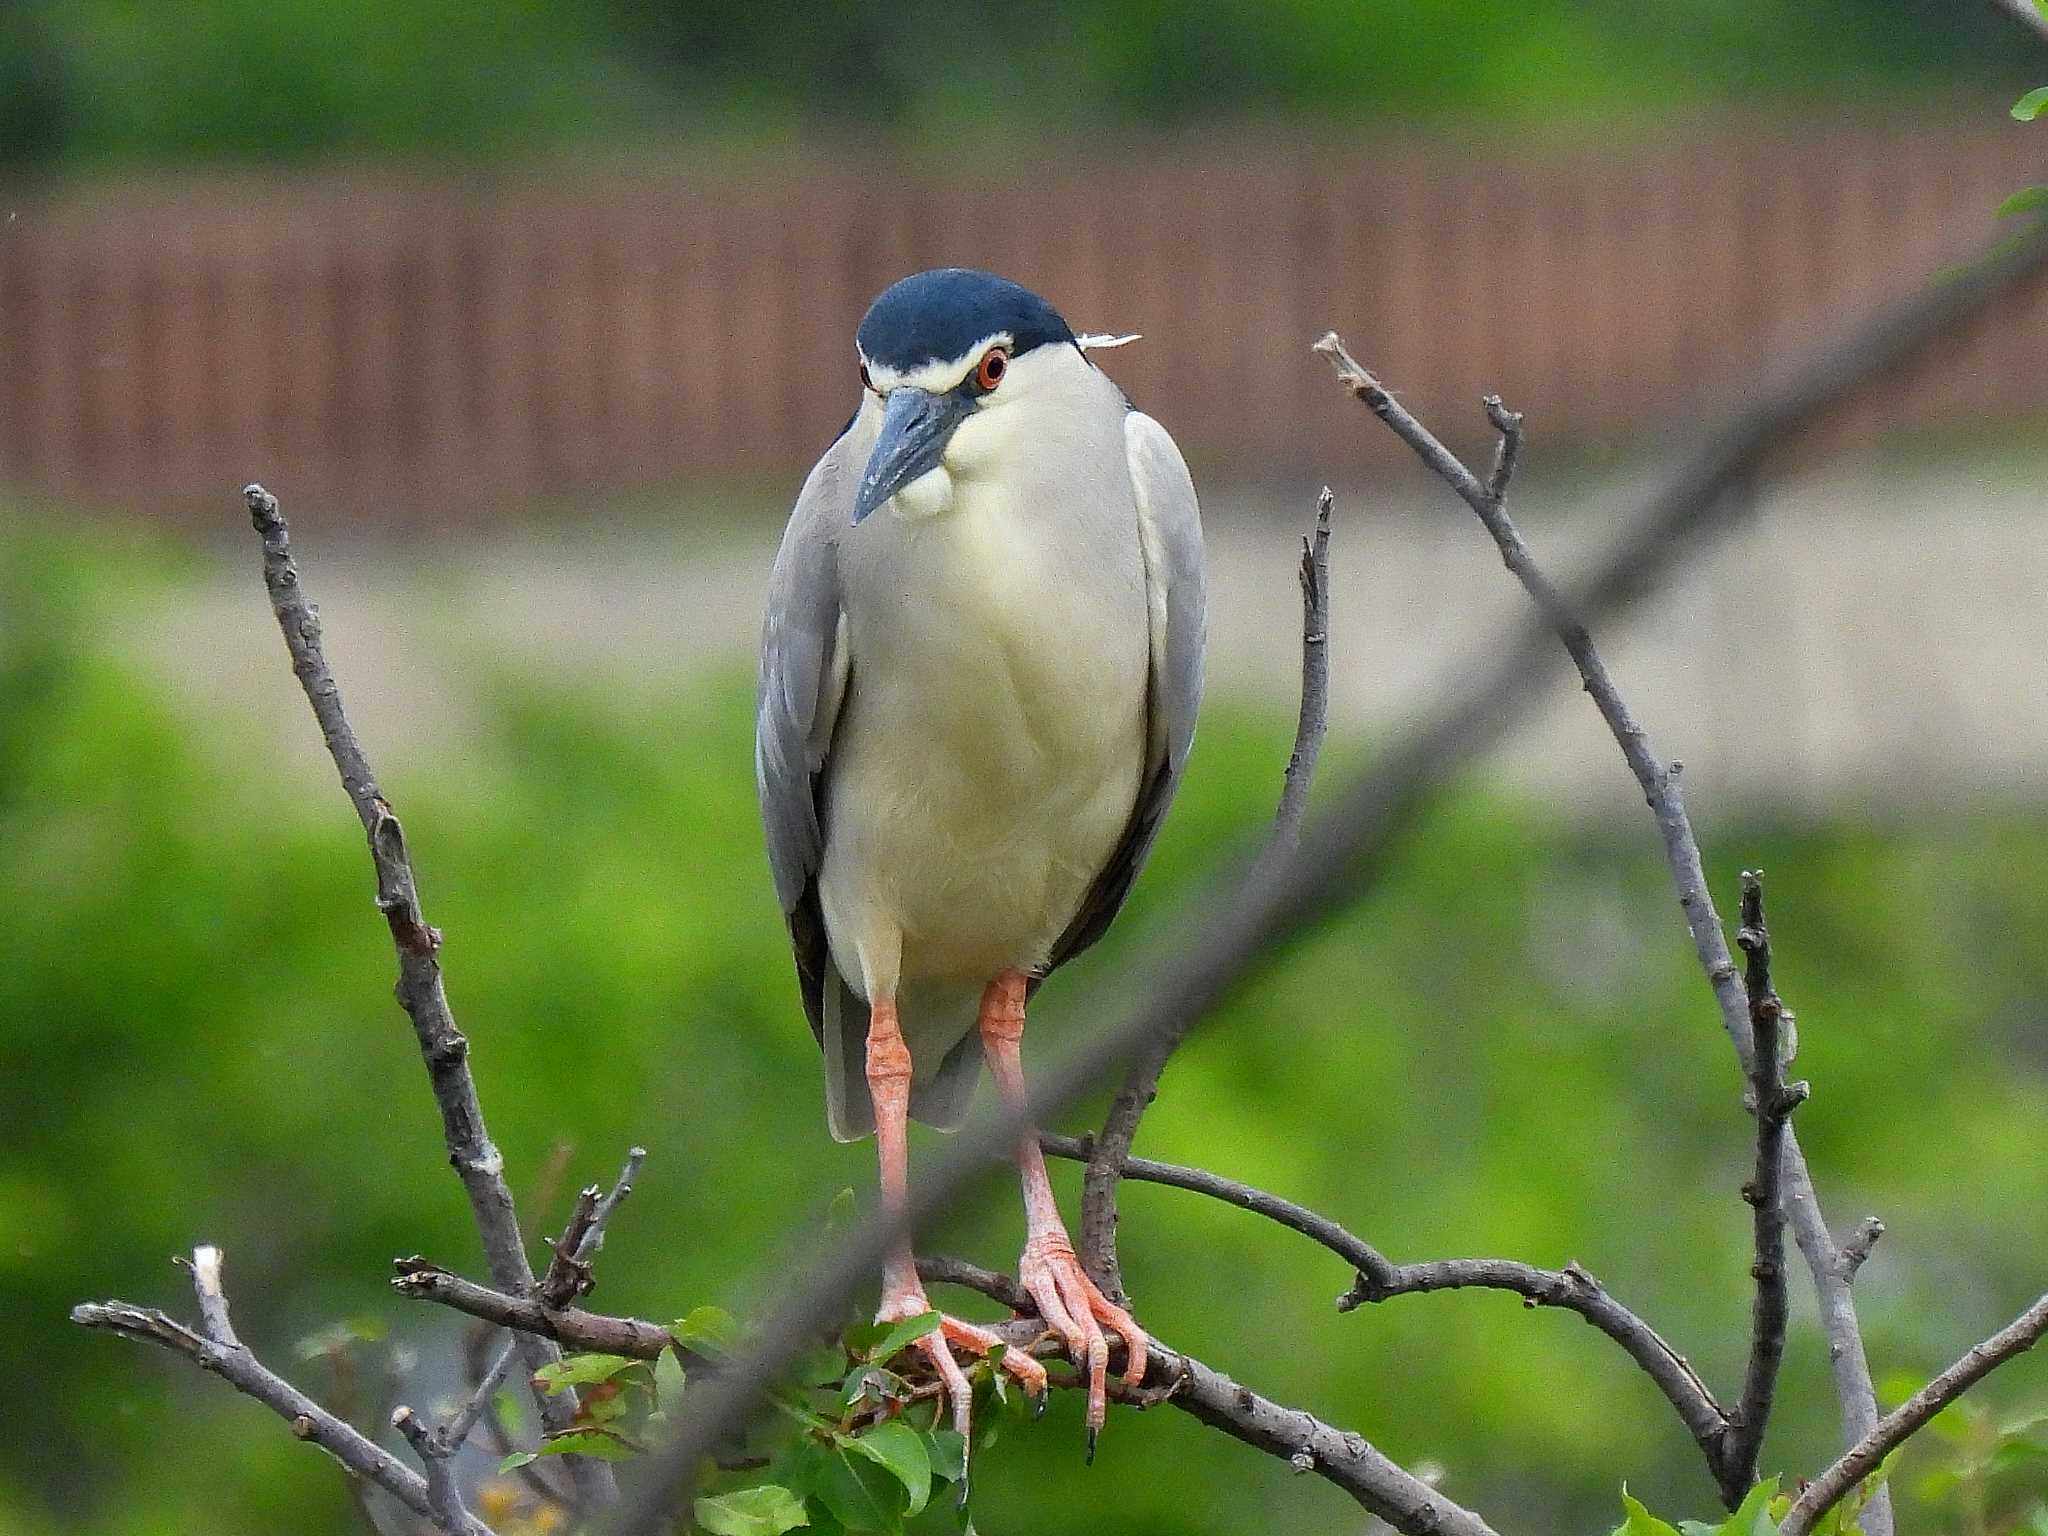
[876,1288,1050,1443]
[1017,1233,1147,1460]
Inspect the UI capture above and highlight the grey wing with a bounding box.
[755,437,856,1045]
[1044,409,1207,974]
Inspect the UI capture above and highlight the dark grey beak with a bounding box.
[852,387,972,524]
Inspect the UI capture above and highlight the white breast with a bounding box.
[818,388,1149,1001]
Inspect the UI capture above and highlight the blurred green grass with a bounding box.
[5,522,2047,1534]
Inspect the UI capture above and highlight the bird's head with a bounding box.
[848,268,1088,524]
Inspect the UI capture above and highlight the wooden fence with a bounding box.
[1,126,2043,522]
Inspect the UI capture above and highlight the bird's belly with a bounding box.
[820,501,1149,994]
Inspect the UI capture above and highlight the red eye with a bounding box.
[975,348,1008,391]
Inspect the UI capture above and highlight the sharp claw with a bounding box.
[1085,1424,1098,1466]
[1033,1386,1049,1420]
[957,1471,971,1508]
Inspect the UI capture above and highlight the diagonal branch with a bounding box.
[244,484,614,1507]
[74,1247,497,1536]
[1779,1292,2048,1536]
[392,1406,474,1534]
[1080,485,1337,1302]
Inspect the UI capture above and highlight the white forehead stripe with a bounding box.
[860,331,1014,393]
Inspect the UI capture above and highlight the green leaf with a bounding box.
[1999,186,2048,219]
[499,1450,538,1472]
[926,1430,966,1484]
[1717,1477,1779,1536]
[2012,86,2048,121]
[813,1446,905,1533]
[534,1352,641,1392]
[655,1346,689,1409]
[533,1426,640,1461]
[861,1312,940,1363]
[1614,1491,1684,1536]
[843,1421,932,1516]
[674,1306,743,1355]
[693,1485,811,1536]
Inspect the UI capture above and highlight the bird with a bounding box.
[755,267,1205,1456]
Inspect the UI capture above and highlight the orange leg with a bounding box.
[979,970,1148,1459]
[866,994,1047,1443]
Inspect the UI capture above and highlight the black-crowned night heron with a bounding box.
[756,268,1205,1452]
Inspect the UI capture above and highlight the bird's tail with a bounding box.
[822,969,985,1143]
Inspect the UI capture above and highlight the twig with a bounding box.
[1273,486,1335,852]
[1724,872,1809,1492]
[392,1407,473,1534]
[1779,1292,2048,1536]
[608,218,2048,1536]
[244,485,613,1507]
[1079,485,1337,1302]
[1045,1133,1731,1465]
[394,1257,680,1359]
[73,1249,496,1536]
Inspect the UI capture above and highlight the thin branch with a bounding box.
[609,219,2048,1536]
[1724,872,1809,1492]
[393,1256,679,1359]
[1044,1133,1732,1466]
[73,1249,496,1536]
[404,1261,1500,1536]
[1273,486,1336,852]
[392,1407,473,1534]
[1779,1293,2048,1536]
[244,484,613,1507]
[1079,485,1337,1302]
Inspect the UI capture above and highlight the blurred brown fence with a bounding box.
[2,125,2043,521]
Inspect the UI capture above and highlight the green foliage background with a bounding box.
[0,0,2031,168]
[5,521,2048,1533]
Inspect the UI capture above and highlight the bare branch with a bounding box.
[392,1407,473,1534]
[1080,485,1337,1301]
[1273,486,1335,852]
[74,1249,496,1536]
[1315,262,2048,1523]
[610,219,2048,1536]
[244,484,612,1506]
[393,1256,677,1360]
[1779,1292,2048,1536]
[403,1260,1500,1536]
[1045,1134,1731,1469]
[1724,872,1809,1491]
